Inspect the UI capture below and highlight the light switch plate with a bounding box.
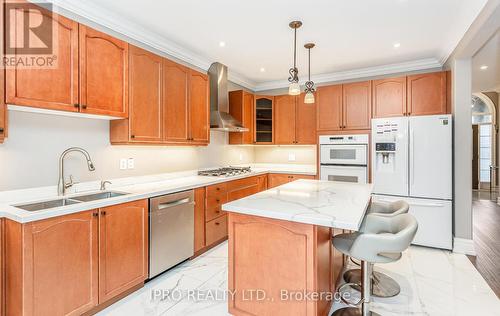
[127,158,135,169]
[288,153,296,161]
[119,158,127,170]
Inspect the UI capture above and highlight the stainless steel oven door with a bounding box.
[320,144,367,165]
[320,165,368,184]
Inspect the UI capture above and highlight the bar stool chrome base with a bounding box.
[343,268,400,298]
[332,306,381,316]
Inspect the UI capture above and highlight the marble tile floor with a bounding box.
[98,242,500,316]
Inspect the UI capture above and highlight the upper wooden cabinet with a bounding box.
[274,95,296,144]
[372,76,407,118]
[407,71,447,116]
[5,8,79,112]
[296,93,317,144]
[5,211,99,316]
[274,94,316,145]
[255,96,274,144]
[229,90,255,144]
[188,70,210,144]
[98,200,148,303]
[343,81,372,130]
[317,85,343,131]
[163,59,189,142]
[111,46,162,143]
[79,26,128,117]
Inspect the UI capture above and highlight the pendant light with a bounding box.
[288,21,302,96]
[304,43,315,104]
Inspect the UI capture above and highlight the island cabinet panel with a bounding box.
[194,187,206,253]
[296,93,317,144]
[188,70,210,144]
[331,229,344,286]
[316,85,343,131]
[98,200,148,304]
[343,81,372,130]
[127,46,163,142]
[0,219,4,316]
[5,7,79,112]
[407,71,447,116]
[228,213,334,316]
[229,90,255,144]
[274,95,297,144]
[372,77,407,118]
[268,173,316,189]
[5,211,99,316]
[79,25,128,118]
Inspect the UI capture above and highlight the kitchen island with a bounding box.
[222,180,373,316]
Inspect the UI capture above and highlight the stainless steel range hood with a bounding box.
[209,62,248,132]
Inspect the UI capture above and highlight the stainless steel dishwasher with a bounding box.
[149,190,194,278]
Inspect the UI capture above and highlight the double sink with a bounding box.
[15,191,128,212]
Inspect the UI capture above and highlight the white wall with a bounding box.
[0,110,254,191]
[254,146,316,165]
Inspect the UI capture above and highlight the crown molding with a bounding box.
[254,58,443,91]
[46,0,213,71]
[228,71,258,91]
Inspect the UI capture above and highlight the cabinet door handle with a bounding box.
[101,211,106,216]
[74,103,80,109]
[216,198,220,203]
[81,104,87,110]
[93,212,99,217]
[0,128,4,133]
[131,135,135,139]
[215,222,220,226]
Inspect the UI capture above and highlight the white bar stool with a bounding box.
[332,213,418,316]
[344,200,409,298]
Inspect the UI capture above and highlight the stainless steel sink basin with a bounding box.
[16,198,81,212]
[71,191,127,202]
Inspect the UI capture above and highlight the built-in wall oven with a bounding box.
[319,134,369,184]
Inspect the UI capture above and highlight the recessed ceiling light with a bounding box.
[219,41,226,47]
[393,42,401,48]
[480,65,488,70]
[260,67,266,72]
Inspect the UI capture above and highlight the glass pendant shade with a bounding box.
[289,82,301,95]
[304,90,315,104]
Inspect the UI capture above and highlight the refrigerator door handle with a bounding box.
[410,128,415,186]
[375,198,446,208]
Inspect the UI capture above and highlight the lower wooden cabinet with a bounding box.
[194,187,206,253]
[4,199,148,315]
[98,200,149,303]
[205,215,228,246]
[267,173,316,189]
[0,103,6,143]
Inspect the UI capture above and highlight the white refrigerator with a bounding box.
[371,115,453,250]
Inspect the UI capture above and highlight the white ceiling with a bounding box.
[472,31,500,93]
[51,0,488,91]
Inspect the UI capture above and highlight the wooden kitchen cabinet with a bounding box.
[274,94,316,145]
[163,59,189,142]
[255,96,274,144]
[194,187,206,253]
[5,7,79,112]
[98,200,148,303]
[296,93,317,144]
[0,102,5,144]
[188,70,210,144]
[343,81,372,130]
[268,173,316,189]
[229,90,255,144]
[111,46,163,143]
[317,85,343,131]
[0,219,4,316]
[274,95,296,144]
[79,25,129,118]
[372,76,407,118]
[407,71,447,116]
[5,211,99,316]
[205,215,228,246]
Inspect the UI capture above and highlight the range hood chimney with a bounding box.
[209,62,249,132]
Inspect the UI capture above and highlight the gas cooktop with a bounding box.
[198,166,252,177]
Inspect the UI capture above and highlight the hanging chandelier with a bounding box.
[288,21,302,96]
[304,43,315,104]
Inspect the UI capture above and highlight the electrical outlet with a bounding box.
[239,153,244,161]
[119,158,127,170]
[127,158,135,169]
[288,153,296,162]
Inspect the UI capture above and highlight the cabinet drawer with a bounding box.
[206,183,227,196]
[206,215,228,246]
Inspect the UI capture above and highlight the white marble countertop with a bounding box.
[222,179,373,230]
[0,164,316,223]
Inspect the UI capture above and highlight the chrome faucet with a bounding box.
[58,147,96,196]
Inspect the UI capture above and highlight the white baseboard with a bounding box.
[453,238,476,256]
